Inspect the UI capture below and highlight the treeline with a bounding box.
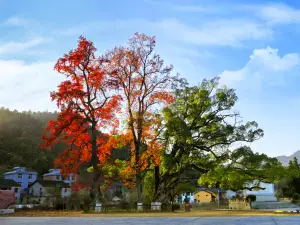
[0,107,63,177]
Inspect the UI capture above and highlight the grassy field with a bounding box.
[2,209,300,217]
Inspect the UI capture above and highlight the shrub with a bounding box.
[293,193,300,201]
[246,194,256,202]
[67,194,81,210]
[161,203,172,212]
[118,200,130,210]
[171,203,180,212]
[81,193,92,213]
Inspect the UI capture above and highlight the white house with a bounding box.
[226,182,277,202]
[28,180,71,204]
[243,182,277,202]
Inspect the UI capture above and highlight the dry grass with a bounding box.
[2,210,300,217]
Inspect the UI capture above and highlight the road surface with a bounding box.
[1,217,300,225]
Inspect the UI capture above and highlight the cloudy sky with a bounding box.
[0,0,300,157]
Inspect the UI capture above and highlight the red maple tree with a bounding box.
[104,33,176,202]
[42,36,121,202]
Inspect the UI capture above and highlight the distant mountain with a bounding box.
[277,150,300,166]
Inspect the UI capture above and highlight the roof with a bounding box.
[4,167,38,175]
[43,168,61,177]
[195,187,226,194]
[30,180,70,188]
[0,179,21,188]
[195,189,218,197]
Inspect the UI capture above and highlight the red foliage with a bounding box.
[42,36,121,177]
[103,33,176,189]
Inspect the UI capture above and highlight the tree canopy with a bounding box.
[152,78,284,202]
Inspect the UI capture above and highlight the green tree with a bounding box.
[154,77,284,202]
[284,157,300,196]
[0,108,63,176]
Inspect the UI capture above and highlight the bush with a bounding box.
[161,203,172,212]
[246,194,256,202]
[67,194,81,210]
[171,203,180,212]
[118,200,130,210]
[293,193,300,201]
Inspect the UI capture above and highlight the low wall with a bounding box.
[229,200,251,210]
[0,190,16,209]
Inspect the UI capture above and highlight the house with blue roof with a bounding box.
[4,167,38,201]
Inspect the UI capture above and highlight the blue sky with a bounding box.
[0,0,300,157]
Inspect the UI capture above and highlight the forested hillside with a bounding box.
[0,107,63,177]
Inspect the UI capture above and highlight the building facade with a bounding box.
[243,183,277,202]
[28,180,71,204]
[4,167,37,200]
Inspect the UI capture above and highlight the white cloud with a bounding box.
[258,3,300,24]
[0,60,63,112]
[220,46,300,86]
[162,19,272,47]
[75,19,272,48]
[0,37,47,54]
[4,17,29,26]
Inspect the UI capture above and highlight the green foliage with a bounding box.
[0,108,63,176]
[246,194,256,202]
[284,157,300,196]
[142,169,155,203]
[172,203,180,211]
[293,193,300,201]
[155,77,284,202]
[198,147,285,191]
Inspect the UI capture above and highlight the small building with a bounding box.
[243,182,277,202]
[4,167,37,199]
[225,182,278,202]
[28,180,71,204]
[0,179,21,200]
[194,188,226,203]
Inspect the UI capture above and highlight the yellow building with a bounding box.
[194,190,217,203]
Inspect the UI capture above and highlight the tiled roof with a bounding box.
[0,179,21,187]
[30,180,70,188]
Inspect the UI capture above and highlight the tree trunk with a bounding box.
[154,165,160,199]
[90,124,102,203]
[135,142,142,203]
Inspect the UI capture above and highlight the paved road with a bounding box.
[1,217,300,225]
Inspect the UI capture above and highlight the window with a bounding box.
[18,174,22,179]
[64,188,68,192]
[14,188,18,193]
[28,174,32,179]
